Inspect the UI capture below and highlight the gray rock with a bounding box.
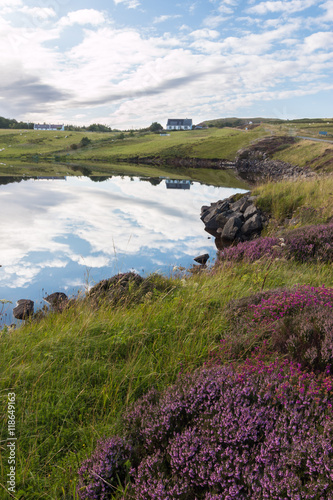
[44,292,68,308]
[243,204,258,220]
[13,299,34,320]
[194,253,209,265]
[230,198,245,212]
[222,216,243,241]
[215,213,229,227]
[238,199,253,213]
[241,214,263,235]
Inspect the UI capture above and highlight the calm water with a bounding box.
[0,174,247,325]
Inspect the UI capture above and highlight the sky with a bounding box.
[0,0,332,128]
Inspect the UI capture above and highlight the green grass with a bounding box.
[1,123,332,176]
[254,175,333,226]
[1,129,333,498]
[1,257,333,499]
[1,172,333,499]
[271,139,333,171]
[0,127,269,164]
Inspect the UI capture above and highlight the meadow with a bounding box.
[1,174,333,499]
[0,121,332,175]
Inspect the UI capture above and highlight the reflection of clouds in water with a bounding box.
[0,176,246,290]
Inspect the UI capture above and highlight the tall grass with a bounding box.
[1,258,333,498]
[254,175,333,225]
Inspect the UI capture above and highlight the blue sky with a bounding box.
[0,0,332,128]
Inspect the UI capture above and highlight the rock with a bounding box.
[221,216,243,241]
[241,213,263,236]
[44,292,68,307]
[238,198,252,213]
[13,299,34,320]
[230,197,249,212]
[243,204,258,220]
[194,253,209,265]
[43,292,68,310]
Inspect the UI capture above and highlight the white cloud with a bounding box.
[248,0,318,15]
[319,0,333,22]
[0,0,22,14]
[19,6,56,20]
[303,31,333,52]
[153,14,182,24]
[113,0,140,8]
[58,9,107,28]
[189,29,220,39]
[203,14,229,28]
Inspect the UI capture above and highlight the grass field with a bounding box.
[0,127,268,163]
[1,122,333,175]
[0,175,333,499]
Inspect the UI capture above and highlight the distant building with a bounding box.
[34,124,65,131]
[165,179,191,190]
[166,119,192,131]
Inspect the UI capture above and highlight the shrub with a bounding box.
[218,236,282,263]
[284,223,333,263]
[227,285,333,370]
[78,361,333,499]
[77,437,132,499]
[218,223,333,264]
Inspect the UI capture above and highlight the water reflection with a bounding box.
[0,175,247,325]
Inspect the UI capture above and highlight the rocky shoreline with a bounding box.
[120,135,316,184]
[201,193,267,249]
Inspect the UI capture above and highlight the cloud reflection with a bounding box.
[0,175,246,299]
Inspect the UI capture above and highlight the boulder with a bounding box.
[13,299,34,320]
[221,216,243,241]
[243,204,258,220]
[241,213,263,236]
[194,253,209,265]
[43,292,68,310]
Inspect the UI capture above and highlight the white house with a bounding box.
[34,124,65,131]
[166,119,192,131]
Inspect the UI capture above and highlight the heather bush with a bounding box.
[227,285,333,370]
[284,223,333,263]
[218,236,282,263]
[218,223,333,264]
[77,437,132,499]
[78,361,333,499]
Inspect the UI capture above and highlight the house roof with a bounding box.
[167,119,192,126]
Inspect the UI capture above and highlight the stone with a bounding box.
[241,214,263,235]
[204,214,220,232]
[215,213,229,227]
[243,204,258,220]
[200,207,211,221]
[238,199,252,213]
[194,253,209,265]
[221,216,243,241]
[44,292,68,309]
[230,197,247,212]
[13,299,34,320]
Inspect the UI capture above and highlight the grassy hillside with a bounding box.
[0,127,268,163]
[1,121,333,175]
[1,175,333,499]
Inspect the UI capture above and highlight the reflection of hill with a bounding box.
[139,177,162,186]
[0,176,29,186]
[88,176,113,182]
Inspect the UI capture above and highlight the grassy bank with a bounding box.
[1,123,332,176]
[0,175,333,499]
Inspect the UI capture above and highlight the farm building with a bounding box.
[166,119,192,130]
